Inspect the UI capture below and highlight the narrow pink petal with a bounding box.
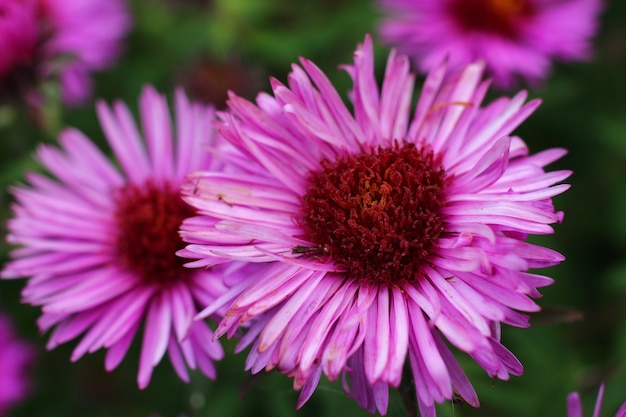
[195,271,259,321]
[299,282,354,373]
[300,58,368,147]
[70,305,121,362]
[417,400,436,417]
[379,50,415,144]
[495,165,571,191]
[408,281,483,353]
[184,194,296,226]
[7,236,109,255]
[41,269,138,314]
[168,284,194,342]
[258,270,326,352]
[99,288,154,346]
[215,220,306,246]
[441,80,490,162]
[432,331,479,407]
[276,275,344,359]
[58,128,123,187]
[408,340,433,407]
[140,86,174,181]
[4,253,107,279]
[35,145,112,207]
[195,323,224,360]
[138,294,172,389]
[247,338,278,374]
[185,171,301,209]
[236,312,273,353]
[373,381,390,415]
[46,309,100,349]
[567,392,583,417]
[457,272,539,313]
[246,269,315,317]
[428,269,491,335]
[322,281,370,380]
[105,322,140,371]
[97,100,150,183]
[322,307,361,380]
[177,333,197,371]
[225,94,299,153]
[385,287,409,387]
[490,339,523,376]
[174,88,215,176]
[408,302,451,401]
[344,347,378,414]
[166,335,190,383]
[11,181,109,221]
[443,200,560,225]
[223,111,307,194]
[348,34,380,144]
[448,136,510,192]
[231,264,302,312]
[592,384,605,417]
[447,184,571,203]
[364,286,390,384]
[430,61,483,153]
[296,365,323,409]
[408,59,448,140]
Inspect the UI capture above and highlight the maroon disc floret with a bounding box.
[301,142,447,284]
[114,181,195,287]
[450,0,535,38]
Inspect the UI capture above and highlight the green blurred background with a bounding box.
[1,0,626,416]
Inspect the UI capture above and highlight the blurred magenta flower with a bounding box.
[0,311,33,417]
[378,0,603,88]
[0,0,130,105]
[180,35,570,415]
[568,384,626,417]
[2,86,230,389]
[0,0,39,81]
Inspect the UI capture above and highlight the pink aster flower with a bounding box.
[0,311,33,417]
[0,0,39,81]
[568,385,626,417]
[0,0,130,105]
[2,86,229,389]
[378,0,603,88]
[180,35,570,415]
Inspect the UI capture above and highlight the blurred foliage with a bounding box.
[1,0,626,416]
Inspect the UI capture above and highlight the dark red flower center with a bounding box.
[450,0,535,38]
[300,142,447,285]
[114,181,195,287]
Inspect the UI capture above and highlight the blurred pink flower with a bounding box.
[180,35,570,415]
[568,384,626,417]
[0,0,130,105]
[0,311,33,417]
[2,86,231,389]
[0,0,39,80]
[378,0,603,88]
